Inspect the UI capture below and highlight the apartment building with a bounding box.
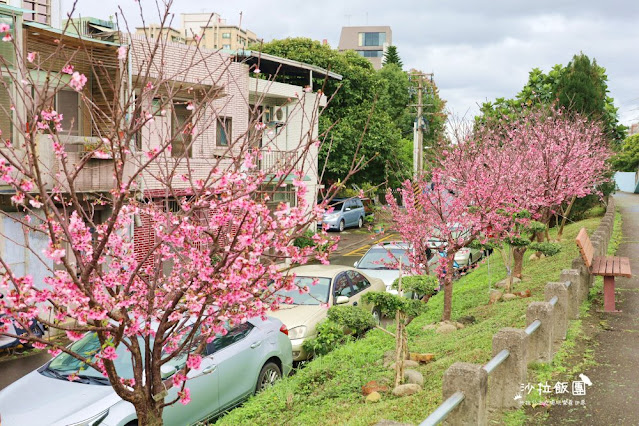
[180,12,258,50]
[338,25,392,69]
[0,0,60,28]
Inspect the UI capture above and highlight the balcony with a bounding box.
[259,149,297,172]
[36,134,134,193]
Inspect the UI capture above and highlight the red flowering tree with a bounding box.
[0,5,365,425]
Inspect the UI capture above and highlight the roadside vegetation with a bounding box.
[217,214,604,425]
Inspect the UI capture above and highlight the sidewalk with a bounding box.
[545,192,639,425]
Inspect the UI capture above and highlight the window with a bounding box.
[333,273,354,298]
[0,15,14,66]
[0,79,12,141]
[358,32,386,47]
[356,50,383,58]
[346,271,371,294]
[222,44,231,50]
[221,32,231,39]
[206,323,253,355]
[171,102,192,157]
[56,90,80,136]
[216,117,232,146]
[22,0,50,25]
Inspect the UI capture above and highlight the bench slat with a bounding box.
[620,257,632,278]
[605,257,614,275]
[576,228,593,269]
[613,257,621,276]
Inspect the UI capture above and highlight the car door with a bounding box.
[345,270,372,307]
[162,344,220,425]
[332,272,356,304]
[206,322,262,411]
[344,200,356,227]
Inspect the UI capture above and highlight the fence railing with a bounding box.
[419,198,616,425]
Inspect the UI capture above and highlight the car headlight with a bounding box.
[288,325,307,340]
[324,213,339,220]
[66,409,109,426]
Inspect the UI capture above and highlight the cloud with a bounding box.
[63,0,639,126]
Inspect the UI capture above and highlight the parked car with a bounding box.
[0,317,291,426]
[269,265,385,361]
[319,197,366,232]
[454,246,483,268]
[354,241,435,294]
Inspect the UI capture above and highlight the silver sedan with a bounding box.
[0,317,292,426]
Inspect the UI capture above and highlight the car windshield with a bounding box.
[358,248,411,269]
[47,332,144,380]
[275,276,331,305]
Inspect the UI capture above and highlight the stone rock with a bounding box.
[403,369,424,386]
[489,289,503,304]
[366,391,382,403]
[422,323,438,331]
[436,323,457,334]
[455,322,465,329]
[392,383,422,397]
[388,360,420,370]
[495,277,521,288]
[502,293,518,301]
[456,315,476,325]
[540,253,546,259]
[529,253,539,261]
[362,380,389,396]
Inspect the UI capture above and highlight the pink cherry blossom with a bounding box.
[117,45,127,60]
[0,24,9,32]
[27,52,36,63]
[186,354,201,370]
[178,388,191,405]
[2,34,12,42]
[69,72,87,91]
[61,64,74,74]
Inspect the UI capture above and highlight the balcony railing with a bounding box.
[259,149,297,172]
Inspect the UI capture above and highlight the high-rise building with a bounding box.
[180,12,258,50]
[338,25,392,69]
[0,0,60,27]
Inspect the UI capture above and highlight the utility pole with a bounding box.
[409,72,434,175]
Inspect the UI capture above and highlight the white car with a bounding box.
[0,317,292,426]
[269,265,385,361]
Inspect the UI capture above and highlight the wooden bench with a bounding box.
[576,228,631,312]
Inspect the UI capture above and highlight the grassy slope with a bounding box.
[217,217,602,426]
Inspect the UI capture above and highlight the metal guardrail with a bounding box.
[420,391,465,426]
[524,319,541,335]
[419,285,570,424]
[482,349,510,375]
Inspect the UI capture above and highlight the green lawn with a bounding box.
[216,216,604,426]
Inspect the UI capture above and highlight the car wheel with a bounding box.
[371,307,382,326]
[338,219,345,232]
[256,362,282,393]
[357,216,363,228]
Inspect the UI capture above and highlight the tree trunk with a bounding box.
[135,400,164,426]
[394,312,404,388]
[442,256,455,321]
[512,246,527,282]
[557,196,577,241]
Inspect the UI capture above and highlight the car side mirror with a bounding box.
[345,207,351,211]
[335,295,349,305]
[161,364,177,380]
[353,261,359,267]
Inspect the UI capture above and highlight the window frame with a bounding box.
[216,116,232,147]
[171,101,193,158]
[56,89,81,136]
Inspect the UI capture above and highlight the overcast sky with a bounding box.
[62,0,639,126]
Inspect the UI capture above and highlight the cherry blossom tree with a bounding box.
[387,126,529,321]
[0,3,366,424]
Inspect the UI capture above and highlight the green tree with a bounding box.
[383,45,403,68]
[611,134,639,172]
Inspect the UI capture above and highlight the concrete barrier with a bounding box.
[442,363,488,426]
[488,329,528,410]
[526,302,554,362]
[545,282,569,342]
